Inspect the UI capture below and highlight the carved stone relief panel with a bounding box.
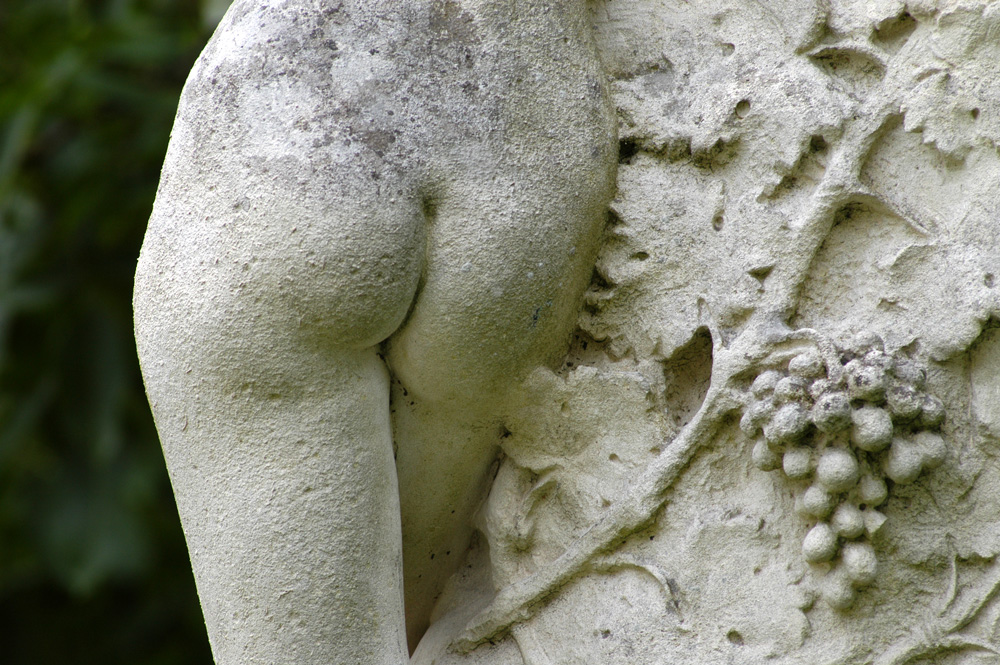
[414,2,1000,664]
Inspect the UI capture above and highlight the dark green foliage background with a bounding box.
[1,1,221,661]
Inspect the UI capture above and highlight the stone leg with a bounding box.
[156,351,408,665]
[392,390,505,650]
[135,171,423,664]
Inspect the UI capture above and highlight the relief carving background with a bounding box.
[415,2,1000,663]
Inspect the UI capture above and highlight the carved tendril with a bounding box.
[872,558,1000,665]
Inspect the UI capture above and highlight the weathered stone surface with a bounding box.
[135,0,614,662]
[137,1,1000,664]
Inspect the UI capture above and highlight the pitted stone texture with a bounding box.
[138,1,1000,664]
[136,0,615,662]
[416,2,1000,665]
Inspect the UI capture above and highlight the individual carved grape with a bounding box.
[822,570,856,610]
[884,437,924,484]
[864,509,887,537]
[800,485,835,518]
[812,392,851,433]
[809,378,836,400]
[816,448,860,493]
[803,523,838,563]
[765,403,811,447]
[774,375,810,403]
[740,399,774,437]
[917,394,945,429]
[885,382,922,421]
[845,359,887,403]
[863,348,892,373]
[751,438,781,471]
[830,503,864,539]
[891,356,926,389]
[851,406,893,452]
[783,446,813,479]
[858,474,888,506]
[841,542,878,587]
[845,331,884,358]
[914,431,947,469]
[750,370,782,398]
[789,350,825,379]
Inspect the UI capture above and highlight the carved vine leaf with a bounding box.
[814,2,1000,158]
[481,364,669,583]
[591,0,1000,364]
[815,2,1000,160]
[793,4,1000,360]
[898,4,1000,159]
[609,0,847,184]
[588,0,858,361]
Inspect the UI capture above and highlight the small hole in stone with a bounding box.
[727,630,745,646]
[421,196,438,221]
[809,134,829,154]
[601,629,612,639]
[971,108,981,120]
[735,99,751,118]
[630,251,650,261]
[609,453,621,462]
[986,273,995,288]
[619,138,639,163]
[721,42,735,56]
[749,265,773,283]
[874,12,917,45]
[712,212,724,231]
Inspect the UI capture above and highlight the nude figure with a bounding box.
[133,1,616,662]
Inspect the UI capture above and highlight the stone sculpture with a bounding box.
[136,1,1000,664]
[135,0,615,662]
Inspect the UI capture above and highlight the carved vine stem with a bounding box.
[453,64,910,652]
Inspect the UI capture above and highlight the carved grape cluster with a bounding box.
[739,331,946,610]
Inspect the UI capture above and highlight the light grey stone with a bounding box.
[136,1,1000,663]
